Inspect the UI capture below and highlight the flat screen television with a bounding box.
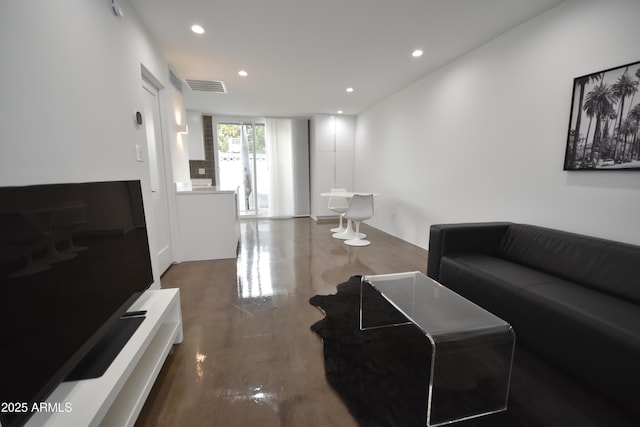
[0,180,154,427]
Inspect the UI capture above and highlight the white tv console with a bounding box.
[25,288,183,427]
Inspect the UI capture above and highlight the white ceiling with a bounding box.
[129,0,564,118]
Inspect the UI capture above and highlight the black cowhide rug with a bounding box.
[309,276,638,427]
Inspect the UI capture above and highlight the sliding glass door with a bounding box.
[214,117,309,218]
[216,120,267,216]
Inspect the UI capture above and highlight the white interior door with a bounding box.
[142,79,172,274]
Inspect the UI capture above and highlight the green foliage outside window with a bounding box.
[217,123,265,153]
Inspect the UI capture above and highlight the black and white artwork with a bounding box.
[564,60,640,170]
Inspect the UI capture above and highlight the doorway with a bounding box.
[216,120,267,216]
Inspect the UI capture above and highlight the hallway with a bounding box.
[135,218,428,426]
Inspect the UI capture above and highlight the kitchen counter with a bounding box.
[176,185,236,195]
[175,188,239,261]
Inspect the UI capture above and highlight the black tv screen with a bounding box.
[0,180,154,427]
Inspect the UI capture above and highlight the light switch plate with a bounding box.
[136,145,144,162]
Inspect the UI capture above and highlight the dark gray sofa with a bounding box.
[426,222,640,416]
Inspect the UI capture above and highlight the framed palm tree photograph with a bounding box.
[564,60,640,170]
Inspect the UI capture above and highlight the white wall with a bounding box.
[355,0,640,249]
[0,0,190,283]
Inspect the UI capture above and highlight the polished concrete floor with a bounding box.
[135,218,428,427]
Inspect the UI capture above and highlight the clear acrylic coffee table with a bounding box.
[360,271,515,426]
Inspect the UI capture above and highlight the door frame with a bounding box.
[141,65,175,277]
[213,115,266,217]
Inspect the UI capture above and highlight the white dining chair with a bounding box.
[327,188,349,233]
[343,194,374,246]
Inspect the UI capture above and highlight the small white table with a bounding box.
[320,192,379,239]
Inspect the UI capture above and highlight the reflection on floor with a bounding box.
[135,218,427,427]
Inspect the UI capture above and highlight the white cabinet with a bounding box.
[310,114,355,219]
[26,289,183,427]
[334,115,355,152]
[175,190,239,261]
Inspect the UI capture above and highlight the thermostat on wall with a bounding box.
[112,0,124,17]
[135,111,143,125]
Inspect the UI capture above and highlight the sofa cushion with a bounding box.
[441,253,556,292]
[439,253,640,347]
[521,281,640,413]
[439,254,560,327]
[525,282,640,343]
[496,224,640,305]
[439,253,640,412]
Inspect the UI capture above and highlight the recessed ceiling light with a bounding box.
[346,87,354,93]
[238,70,248,77]
[191,24,205,34]
[337,110,344,114]
[412,49,424,58]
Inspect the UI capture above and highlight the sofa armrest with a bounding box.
[427,222,512,281]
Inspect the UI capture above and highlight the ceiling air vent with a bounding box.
[186,79,227,93]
